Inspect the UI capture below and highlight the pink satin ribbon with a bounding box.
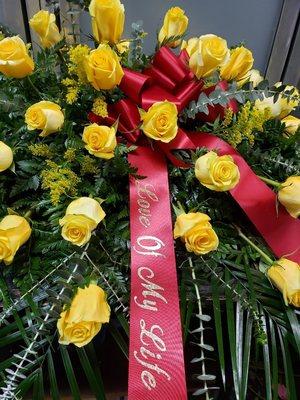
[128,146,187,400]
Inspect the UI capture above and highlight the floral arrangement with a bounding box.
[0,1,299,399]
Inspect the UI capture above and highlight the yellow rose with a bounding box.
[140,101,178,143]
[182,34,229,79]
[59,197,105,246]
[0,141,13,172]
[116,40,130,54]
[239,69,264,88]
[29,10,61,48]
[84,44,124,90]
[220,46,254,82]
[0,36,34,79]
[158,7,188,48]
[82,123,117,159]
[89,0,125,44]
[0,215,31,265]
[278,176,300,218]
[174,212,219,255]
[59,215,96,246]
[195,151,240,191]
[267,258,300,307]
[255,83,299,119]
[282,115,300,136]
[25,101,64,137]
[65,197,106,225]
[57,283,110,347]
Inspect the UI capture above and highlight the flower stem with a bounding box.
[258,175,281,188]
[26,76,41,98]
[234,225,274,265]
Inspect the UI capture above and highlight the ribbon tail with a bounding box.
[128,146,187,400]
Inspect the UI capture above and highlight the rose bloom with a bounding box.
[25,101,64,137]
[59,197,106,246]
[29,10,61,48]
[0,215,31,265]
[220,46,254,82]
[89,0,125,44]
[182,34,229,78]
[278,176,300,218]
[57,283,111,347]
[0,141,13,172]
[84,44,124,90]
[174,212,219,255]
[255,83,299,119]
[0,36,34,78]
[281,115,300,136]
[267,258,300,307]
[140,100,178,143]
[82,123,117,159]
[59,215,96,246]
[158,7,188,48]
[195,151,240,191]
[239,69,264,88]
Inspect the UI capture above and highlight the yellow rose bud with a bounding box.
[158,7,188,48]
[140,100,178,143]
[174,212,219,255]
[0,141,13,172]
[278,176,300,218]
[65,197,106,225]
[255,83,299,119]
[59,197,105,246]
[25,101,64,137]
[57,283,110,347]
[267,258,300,307]
[29,10,61,48]
[239,68,264,88]
[195,151,240,191]
[116,40,130,54]
[82,123,117,159]
[182,34,229,79]
[89,0,125,44]
[220,46,254,82]
[282,115,300,136]
[0,215,31,265]
[0,36,34,79]
[84,44,124,90]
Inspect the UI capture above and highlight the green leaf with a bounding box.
[76,347,106,400]
[109,324,129,360]
[269,318,278,400]
[278,327,297,400]
[241,312,253,399]
[261,313,272,400]
[32,368,44,400]
[211,276,225,388]
[47,351,60,400]
[59,345,81,400]
[285,307,300,355]
[225,269,240,398]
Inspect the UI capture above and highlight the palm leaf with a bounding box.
[278,327,297,400]
[269,317,278,400]
[76,347,106,400]
[211,276,226,388]
[47,351,60,400]
[224,269,240,398]
[59,345,81,400]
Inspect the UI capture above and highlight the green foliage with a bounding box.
[0,8,299,400]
